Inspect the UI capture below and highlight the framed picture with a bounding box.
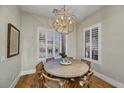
[7,23,20,58]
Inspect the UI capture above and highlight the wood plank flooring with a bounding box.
[15,73,114,88]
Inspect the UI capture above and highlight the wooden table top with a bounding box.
[44,58,89,78]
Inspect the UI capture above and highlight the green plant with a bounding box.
[59,52,67,58]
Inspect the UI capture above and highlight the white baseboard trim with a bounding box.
[94,71,124,88]
[21,69,36,76]
[9,72,21,88]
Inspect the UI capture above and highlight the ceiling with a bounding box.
[20,5,103,22]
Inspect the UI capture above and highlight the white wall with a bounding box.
[0,6,21,87]
[77,6,124,84]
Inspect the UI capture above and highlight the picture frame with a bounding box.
[7,23,20,58]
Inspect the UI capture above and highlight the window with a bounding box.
[83,23,101,64]
[39,30,46,58]
[37,27,66,61]
[47,31,54,58]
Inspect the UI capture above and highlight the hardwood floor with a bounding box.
[90,76,115,88]
[15,73,114,88]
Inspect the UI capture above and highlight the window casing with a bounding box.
[83,23,101,64]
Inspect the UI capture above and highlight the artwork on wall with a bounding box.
[7,23,20,58]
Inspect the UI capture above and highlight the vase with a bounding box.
[62,58,67,63]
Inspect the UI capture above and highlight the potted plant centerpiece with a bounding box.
[59,52,67,63]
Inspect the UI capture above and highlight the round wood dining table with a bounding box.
[44,58,89,88]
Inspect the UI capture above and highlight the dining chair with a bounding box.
[42,73,65,88]
[79,71,94,88]
[33,62,45,88]
[36,62,44,72]
[81,59,92,73]
[67,57,73,59]
[81,59,91,67]
[46,57,54,63]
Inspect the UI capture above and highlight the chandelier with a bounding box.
[52,5,76,34]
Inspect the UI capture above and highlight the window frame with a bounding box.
[37,27,66,62]
[83,23,101,64]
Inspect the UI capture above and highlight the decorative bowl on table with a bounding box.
[60,58,72,65]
